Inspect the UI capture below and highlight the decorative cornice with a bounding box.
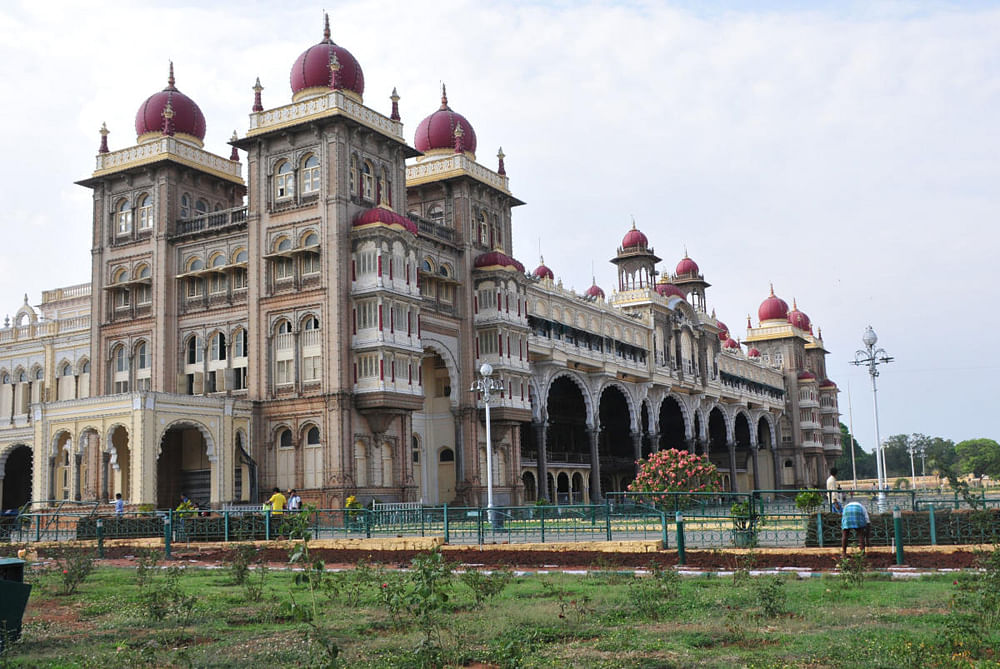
[91,137,243,184]
[247,89,405,144]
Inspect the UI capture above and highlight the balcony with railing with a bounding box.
[171,206,248,238]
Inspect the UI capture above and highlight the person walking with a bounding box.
[114,492,125,515]
[826,467,838,511]
[287,489,301,512]
[267,487,287,515]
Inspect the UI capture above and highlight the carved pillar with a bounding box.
[631,432,642,474]
[587,427,602,503]
[534,421,548,502]
[101,451,111,502]
[648,432,659,454]
[772,447,783,489]
[751,445,761,491]
[727,442,738,492]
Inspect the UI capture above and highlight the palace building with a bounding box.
[0,16,839,512]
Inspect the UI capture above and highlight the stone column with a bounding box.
[727,442,738,492]
[534,421,548,502]
[649,432,659,454]
[751,445,761,491]
[587,427,602,503]
[631,432,642,474]
[772,448,783,489]
[101,451,111,502]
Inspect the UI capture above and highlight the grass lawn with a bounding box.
[2,547,998,668]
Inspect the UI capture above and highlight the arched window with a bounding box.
[137,264,151,279]
[350,155,358,195]
[361,161,374,200]
[303,316,320,330]
[81,360,90,374]
[275,161,294,199]
[234,249,248,263]
[301,155,320,194]
[34,367,43,380]
[195,199,209,215]
[277,320,292,334]
[112,268,129,284]
[61,363,73,377]
[180,193,191,219]
[135,342,149,369]
[137,194,153,229]
[421,258,434,273]
[274,238,294,279]
[306,426,320,445]
[211,254,226,268]
[188,258,204,272]
[439,448,455,462]
[114,345,129,373]
[17,371,26,383]
[478,211,489,246]
[303,232,318,247]
[0,373,8,384]
[186,335,203,365]
[233,329,248,358]
[210,332,227,361]
[378,166,390,205]
[115,199,132,235]
[427,204,443,223]
[279,429,293,449]
[276,238,292,251]
[439,264,452,278]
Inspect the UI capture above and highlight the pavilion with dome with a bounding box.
[0,14,838,513]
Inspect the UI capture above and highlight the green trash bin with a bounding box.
[0,558,31,652]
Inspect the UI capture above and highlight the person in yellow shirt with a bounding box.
[266,487,287,515]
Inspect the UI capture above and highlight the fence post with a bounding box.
[96,518,104,559]
[893,506,904,565]
[265,509,271,541]
[224,510,229,543]
[421,506,426,537]
[35,514,40,543]
[478,508,484,545]
[605,499,612,542]
[443,504,449,544]
[163,512,172,559]
[928,503,937,545]
[365,509,371,539]
[817,512,824,548]
[540,504,545,544]
[675,511,686,566]
[660,512,668,550]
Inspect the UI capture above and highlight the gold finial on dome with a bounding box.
[792,297,798,310]
[440,82,449,109]
[167,61,175,88]
[683,245,689,258]
[390,86,401,121]
[323,11,331,41]
[769,282,775,296]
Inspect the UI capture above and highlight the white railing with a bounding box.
[274,332,294,351]
[249,90,404,141]
[94,137,242,181]
[406,153,510,193]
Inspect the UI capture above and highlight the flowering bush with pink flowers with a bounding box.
[628,449,722,507]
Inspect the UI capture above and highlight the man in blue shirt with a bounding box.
[841,501,870,556]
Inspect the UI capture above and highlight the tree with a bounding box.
[628,449,722,506]
[881,434,913,478]
[834,423,876,480]
[955,439,1000,478]
[924,437,956,473]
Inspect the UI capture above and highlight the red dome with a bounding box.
[717,320,729,341]
[622,224,648,250]
[758,286,789,322]
[353,206,417,235]
[135,63,206,144]
[532,259,554,280]
[414,85,477,156]
[290,15,364,101]
[748,347,761,358]
[655,279,685,299]
[473,250,524,273]
[724,338,740,350]
[675,255,699,277]
[787,300,811,331]
[819,379,838,389]
[584,283,605,299]
[797,370,817,381]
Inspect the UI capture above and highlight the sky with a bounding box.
[0,0,996,449]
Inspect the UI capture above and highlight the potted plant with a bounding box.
[730,500,757,547]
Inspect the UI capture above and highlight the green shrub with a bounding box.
[795,491,824,515]
[52,546,95,596]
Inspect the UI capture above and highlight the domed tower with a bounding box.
[289,13,365,102]
[611,222,660,292]
[78,62,245,402]
[671,251,710,312]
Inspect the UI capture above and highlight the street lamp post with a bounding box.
[471,362,501,524]
[851,325,894,512]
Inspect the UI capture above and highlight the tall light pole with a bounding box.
[851,325,893,512]
[471,362,501,523]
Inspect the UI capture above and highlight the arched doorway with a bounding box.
[437,448,456,502]
[598,385,632,493]
[1,445,31,511]
[734,412,752,490]
[659,396,686,451]
[757,417,776,489]
[708,407,728,487]
[109,426,131,504]
[556,472,570,504]
[546,376,590,500]
[521,471,536,501]
[413,351,456,503]
[158,423,212,509]
[51,432,73,501]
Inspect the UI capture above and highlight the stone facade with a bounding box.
[0,18,839,512]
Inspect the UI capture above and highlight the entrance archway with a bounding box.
[757,417,776,489]
[598,385,632,492]
[734,412,752,490]
[109,426,131,504]
[521,471,536,501]
[1,445,31,511]
[708,407,728,486]
[546,376,589,464]
[659,396,686,450]
[158,423,212,508]
[413,350,457,503]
